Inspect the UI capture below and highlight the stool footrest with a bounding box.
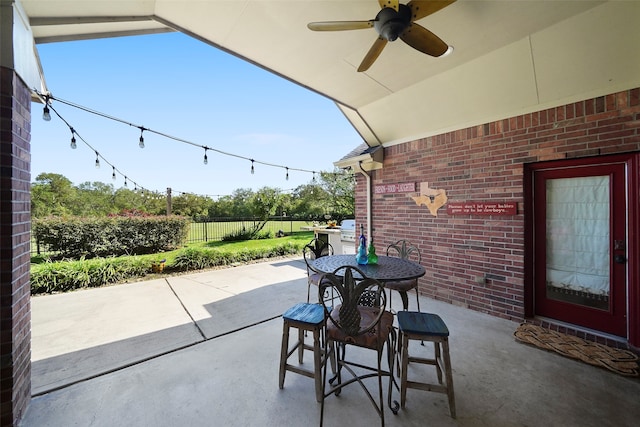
[285,364,317,380]
[408,356,443,372]
[405,380,448,394]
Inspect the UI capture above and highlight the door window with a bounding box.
[545,176,610,311]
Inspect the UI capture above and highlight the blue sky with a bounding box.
[31,32,362,198]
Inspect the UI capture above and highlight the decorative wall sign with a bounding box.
[374,182,416,194]
[411,182,447,217]
[447,202,517,215]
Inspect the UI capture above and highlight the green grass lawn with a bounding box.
[128,231,315,266]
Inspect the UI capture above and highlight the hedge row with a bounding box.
[33,216,190,258]
[30,241,305,295]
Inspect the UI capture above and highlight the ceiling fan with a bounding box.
[307,0,456,72]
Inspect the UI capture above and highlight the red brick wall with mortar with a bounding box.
[0,66,32,426]
[356,88,640,328]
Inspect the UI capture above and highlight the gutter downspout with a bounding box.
[354,161,372,239]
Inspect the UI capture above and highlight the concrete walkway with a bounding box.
[21,257,640,426]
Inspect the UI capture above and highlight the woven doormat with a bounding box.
[514,323,639,377]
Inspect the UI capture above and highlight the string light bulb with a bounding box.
[139,128,145,149]
[42,96,51,121]
[94,151,100,169]
[203,148,208,165]
[312,171,316,183]
[124,177,128,187]
[286,167,289,181]
[251,160,255,175]
[70,128,77,149]
[43,105,51,121]
[112,166,116,180]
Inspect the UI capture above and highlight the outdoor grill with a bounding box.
[339,220,356,254]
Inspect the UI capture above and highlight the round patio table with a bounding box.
[310,254,425,283]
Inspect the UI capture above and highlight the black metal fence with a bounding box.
[186,217,309,243]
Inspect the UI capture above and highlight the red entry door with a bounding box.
[532,158,628,337]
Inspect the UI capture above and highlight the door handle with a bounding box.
[614,254,627,264]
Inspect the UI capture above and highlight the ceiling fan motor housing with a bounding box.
[374,4,412,41]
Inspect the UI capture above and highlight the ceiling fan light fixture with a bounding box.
[441,45,454,57]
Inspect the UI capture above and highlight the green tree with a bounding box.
[288,168,354,221]
[171,193,213,219]
[248,187,282,236]
[29,169,354,222]
[208,195,234,218]
[289,184,327,219]
[75,181,117,216]
[113,187,145,213]
[231,188,254,217]
[31,173,77,217]
[319,168,355,220]
[141,190,168,216]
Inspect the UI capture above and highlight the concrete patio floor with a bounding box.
[21,257,640,427]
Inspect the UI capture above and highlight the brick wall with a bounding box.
[356,88,640,325]
[0,66,32,426]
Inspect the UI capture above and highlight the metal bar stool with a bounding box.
[278,302,326,402]
[397,311,456,418]
[385,240,422,312]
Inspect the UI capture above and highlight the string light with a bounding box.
[70,128,77,149]
[42,96,51,121]
[33,91,349,198]
[38,93,327,183]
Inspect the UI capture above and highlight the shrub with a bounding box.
[30,234,310,294]
[33,215,190,259]
[221,227,254,242]
[169,241,300,272]
[221,226,274,241]
[31,256,152,294]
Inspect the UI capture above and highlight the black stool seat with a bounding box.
[397,311,449,336]
[397,311,456,418]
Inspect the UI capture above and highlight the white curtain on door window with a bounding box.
[546,176,610,295]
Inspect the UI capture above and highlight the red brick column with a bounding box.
[0,66,32,426]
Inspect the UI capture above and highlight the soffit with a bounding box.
[20,0,640,147]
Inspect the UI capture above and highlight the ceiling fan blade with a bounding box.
[379,0,400,12]
[407,0,456,22]
[307,21,373,31]
[358,36,388,72]
[400,23,448,57]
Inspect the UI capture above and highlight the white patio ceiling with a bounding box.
[20,0,640,148]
